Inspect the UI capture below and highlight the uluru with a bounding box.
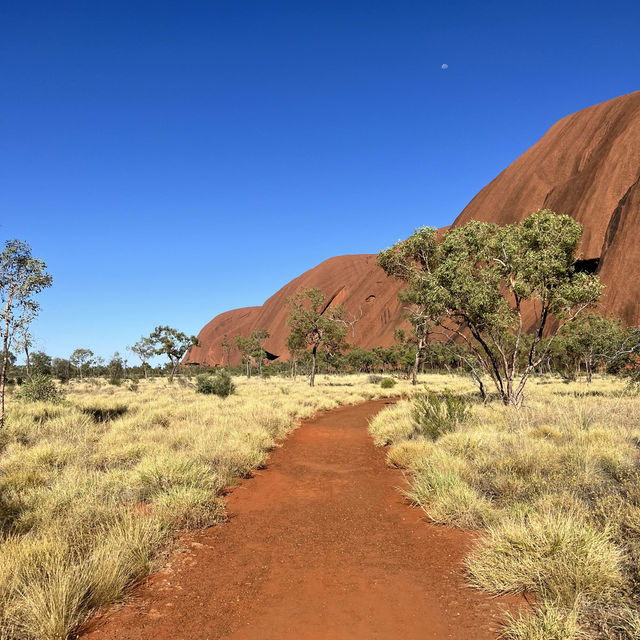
[184,91,640,367]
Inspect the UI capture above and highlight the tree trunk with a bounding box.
[24,343,32,382]
[310,344,317,387]
[585,357,593,383]
[0,301,11,429]
[143,363,148,379]
[170,360,178,381]
[246,360,251,379]
[412,339,423,386]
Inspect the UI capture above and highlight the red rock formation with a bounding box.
[453,91,640,323]
[184,255,408,366]
[185,92,640,366]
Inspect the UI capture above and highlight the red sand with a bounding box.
[81,399,523,640]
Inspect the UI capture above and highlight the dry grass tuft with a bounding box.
[369,375,640,639]
[0,374,408,640]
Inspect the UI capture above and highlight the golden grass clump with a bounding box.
[369,375,640,639]
[0,373,407,640]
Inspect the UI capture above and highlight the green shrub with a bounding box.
[15,374,61,403]
[196,370,236,398]
[411,390,470,440]
[380,377,396,389]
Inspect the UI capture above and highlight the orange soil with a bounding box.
[81,399,523,640]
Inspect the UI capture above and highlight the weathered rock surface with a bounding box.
[185,92,640,366]
[184,255,407,366]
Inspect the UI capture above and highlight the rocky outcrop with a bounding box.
[184,255,408,366]
[453,91,640,323]
[185,92,640,366]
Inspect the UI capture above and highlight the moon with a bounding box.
[441,63,449,70]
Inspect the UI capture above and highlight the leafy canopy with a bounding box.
[378,210,602,405]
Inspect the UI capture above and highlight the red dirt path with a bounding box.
[81,399,521,640]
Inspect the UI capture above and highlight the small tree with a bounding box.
[250,329,270,377]
[234,335,254,378]
[221,334,232,369]
[287,288,347,387]
[378,211,602,406]
[70,348,94,381]
[558,313,625,382]
[107,352,125,384]
[52,357,71,383]
[148,326,199,381]
[31,350,52,376]
[129,336,155,379]
[286,331,306,381]
[1,239,53,427]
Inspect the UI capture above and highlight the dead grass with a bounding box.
[0,373,408,640]
[369,375,640,639]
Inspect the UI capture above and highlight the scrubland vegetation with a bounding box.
[369,375,640,639]
[0,374,410,640]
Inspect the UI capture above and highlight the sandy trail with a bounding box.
[82,398,519,640]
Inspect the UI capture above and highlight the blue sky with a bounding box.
[2,0,639,360]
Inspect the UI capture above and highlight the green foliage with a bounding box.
[195,370,236,398]
[148,326,199,381]
[380,377,396,389]
[287,288,348,387]
[411,390,470,440]
[378,211,602,406]
[128,337,155,378]
[15,374,61,403]
[52,358,71,383]
[69,348,94,380]
[0,239,53,427]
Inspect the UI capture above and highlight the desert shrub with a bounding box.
[467,510,624,606]
[411,390,470,440]
[502,602,580,640]
[409,462,494,528]
[195,370,236,398]
[15,375,60,403]
[368,400,413,445]
[368,374,382,384]
[380,377,396,389]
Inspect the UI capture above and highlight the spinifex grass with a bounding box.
[369,375,640,639]
[0,374,409,640]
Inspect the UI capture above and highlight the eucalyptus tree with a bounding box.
[250,329,270,376]
[148,325,199,381]
[0,239,53,427]
[129,336,155,379]
[234,335,254,378]
[378,211,602,406]
[287,288,347,387]
[70,348,94,381]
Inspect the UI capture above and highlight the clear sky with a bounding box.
[2,0,639,361]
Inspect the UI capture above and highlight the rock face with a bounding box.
[184,255,408,366]
[454,91,640,324]
[185,92,640,366]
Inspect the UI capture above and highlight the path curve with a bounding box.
[82,398,519,640]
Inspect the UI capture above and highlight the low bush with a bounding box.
[196,370,236,398]
[380,377,396,389]
[15,374,61,403]
[368,374,383,384]
[411,390,470,440]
